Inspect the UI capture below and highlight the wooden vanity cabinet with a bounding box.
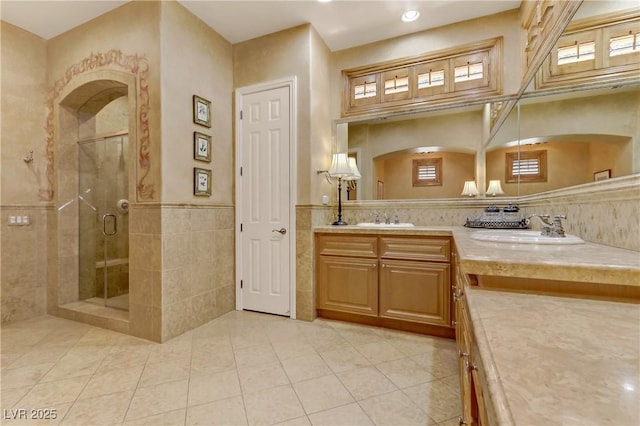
[379,237,451,327]
[453,246,488,426]
[316,233,453,336]
[316,235,379,317]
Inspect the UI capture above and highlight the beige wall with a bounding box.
[160,1,233,205]
[349,109,482,199]
[381,152,476,199]
[1,23,49,322]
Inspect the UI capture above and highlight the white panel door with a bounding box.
[239,85,291,315]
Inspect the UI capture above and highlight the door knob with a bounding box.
[272,227,287,235]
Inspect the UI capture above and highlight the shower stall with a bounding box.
[78,133,130,310]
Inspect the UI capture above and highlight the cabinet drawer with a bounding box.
[380,237,450,262]
[316,235,377,258]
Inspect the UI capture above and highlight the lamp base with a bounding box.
[331,220,348,226]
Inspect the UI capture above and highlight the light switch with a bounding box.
[9,216,16,224]
[22,216,29,225]
[16,216,22,224]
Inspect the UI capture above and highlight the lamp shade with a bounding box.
[328,153,353,178]
[343,157,361,181]
[486,180,505,196]
[461,180,479,196]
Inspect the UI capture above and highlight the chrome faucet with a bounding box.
[384,213,391,225]
[527,214,567,237]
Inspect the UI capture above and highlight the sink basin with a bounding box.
[357,222,415,228]
[470,229,584,245]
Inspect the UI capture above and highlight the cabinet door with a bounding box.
[379,259,450,326]
[317,256,378,316]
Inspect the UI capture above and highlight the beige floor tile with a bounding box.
[1,363,55,390]
[1,386,31,410]
[293,375,354,415]
[410,348,458,379]
[281,353,332,383]
[358,390,436,426]
[138,360,190,387]
[78,365,144,400]
[18,376,91,408]
[125,379,189,421]
[319,347,371,374]
[123,409,186,425]
[188,369,241,406]
[61,390,133,425]
[237,360,290,394]
[402,378,461,423]
[243,384,305,425]
[353,341,405,364]
[272,416,312,426]
[272,339,317,361]
[375,357,436,389]
[233,343,278,367]
[308,402,374,426]
[1,311,462,426]
[336,366,397,401]
[186,395,247,425]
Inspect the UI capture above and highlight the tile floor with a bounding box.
[1,311,461,425]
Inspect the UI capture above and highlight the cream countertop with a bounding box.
[314,225,640,286]
[464,288,640,425]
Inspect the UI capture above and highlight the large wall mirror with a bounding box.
[343,0,639,201]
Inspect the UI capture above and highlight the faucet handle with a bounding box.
[554,214,567,220]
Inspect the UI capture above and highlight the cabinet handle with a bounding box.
[465,360,478,372]
[381,263,386,268]
[458,417,468,426]
[458,350,468,358]
[373,263,377,268]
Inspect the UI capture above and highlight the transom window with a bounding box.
[610,31,640,57]
[557,41,596,65]
[506,150,547,183]
[412,158,442,187]
[454,62,484,82]
[354,80,376,99]
[417,69,445,88]
[384,75,409,94]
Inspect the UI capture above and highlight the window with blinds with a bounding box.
[609,32,639,57]
[557,41,596,65]
[412,158,442,186]
[506,150,547,183]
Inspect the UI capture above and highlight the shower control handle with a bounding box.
[102,213,117,236]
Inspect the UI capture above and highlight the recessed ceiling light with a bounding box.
[402,10,420,23]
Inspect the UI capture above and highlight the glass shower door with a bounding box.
[78,134,129,310]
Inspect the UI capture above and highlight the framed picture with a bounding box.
[193,95,211,127]
[194,167,212,196]
[593,169,611,181]
[194,131,212,162]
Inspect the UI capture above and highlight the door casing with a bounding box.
[234,76,297,319]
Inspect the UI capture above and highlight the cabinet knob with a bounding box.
[373,263,377,268]
[458,417,468,426]
[381,263,386,268]
[465,360,478,372]
[458,350,468,358]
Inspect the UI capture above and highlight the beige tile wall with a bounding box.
[0,206,50,322]
[129,204,235,342]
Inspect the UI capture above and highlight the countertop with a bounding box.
[465,288,640,425]
[314,225,640,286]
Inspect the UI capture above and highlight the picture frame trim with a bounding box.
[194,131,212,162]
[193,95,211,128]
[194,167,212,196]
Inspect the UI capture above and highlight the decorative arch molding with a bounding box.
[43,49,154,201]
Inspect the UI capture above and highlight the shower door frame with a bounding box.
[78,130,130,310]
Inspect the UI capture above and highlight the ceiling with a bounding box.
[0,0,520,51]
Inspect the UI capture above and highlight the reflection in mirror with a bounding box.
[488,85,639,196]
[347,107,481,200]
